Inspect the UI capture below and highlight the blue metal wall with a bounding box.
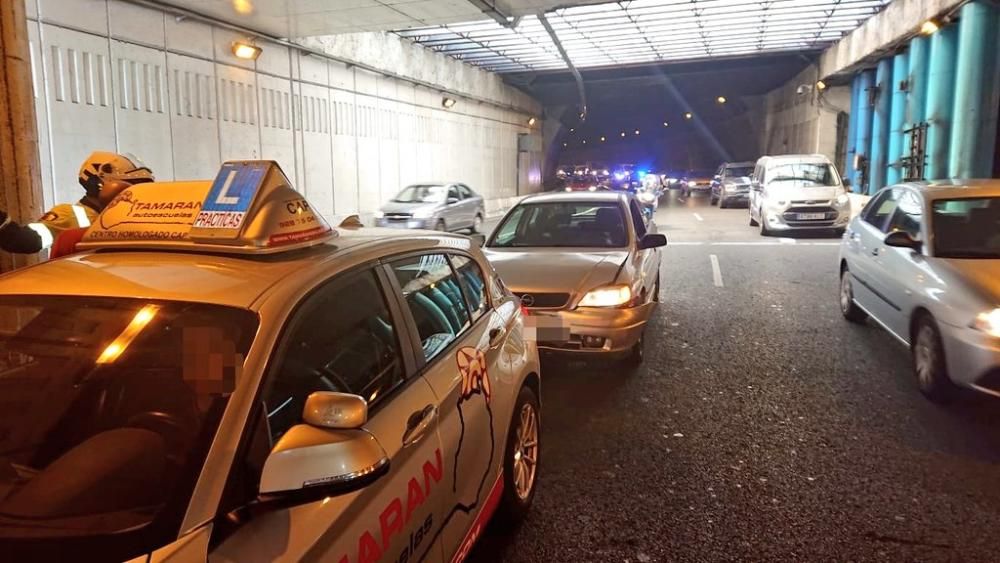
[841,0,1000,190]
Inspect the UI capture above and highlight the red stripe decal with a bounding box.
[451,473,504,563]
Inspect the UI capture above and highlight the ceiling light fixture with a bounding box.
[684,112,693,120]
[527,117,537,126]
[716,96,727,104]
[663,122,669,127]
[231,41,262,61]
[620,131,626,137]
[442,97,457,109]
[634,129,640,135]
[600,136,606,142]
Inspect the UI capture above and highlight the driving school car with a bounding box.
[0,161,541,563]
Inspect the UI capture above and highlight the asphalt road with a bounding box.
[470,189,1000,562]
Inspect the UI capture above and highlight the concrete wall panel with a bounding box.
[108,0,165,48]
[27,21,55,208]
[39,0,107,36]
[165,53,220,180]
[110,40,173,182]
[164,16,214,60]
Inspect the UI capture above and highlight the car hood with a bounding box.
[484,248,629,295]
[380,200,440,214]
[765,181,842,200]
[937,258,1000,303]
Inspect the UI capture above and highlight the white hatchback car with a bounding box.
[839,180,1000,401]
[0,161,541,562]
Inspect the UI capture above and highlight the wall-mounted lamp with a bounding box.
[231,41,262,60]
[816,80,827,91]
[920,19,939,35]
[527,117,537,126]
[442,97,457,109]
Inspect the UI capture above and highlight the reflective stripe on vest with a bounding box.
[27,223,54,249]
[71,204,92,228]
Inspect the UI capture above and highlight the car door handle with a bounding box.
[871,247,880,256]
[402,405,437,448]
[489,326,507,348]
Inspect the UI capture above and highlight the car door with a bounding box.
[385,251,519,561]
[749,162,764,219]
[443,186,465,229]
[874,189,926,339]
[211,266,448,563]
[457,184,480,226]
[627,199,659,299]
[847,188,901,330]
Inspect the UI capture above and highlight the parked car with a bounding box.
[484,191,666,365]
[710,161,755,208]
[0,161,541,562]
[839,179,1000,402]
[748,154,851,236]
[374,183,485,233]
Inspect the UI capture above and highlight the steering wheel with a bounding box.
[126,411,193,466]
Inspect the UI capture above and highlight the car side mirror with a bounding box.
[447,197,459,204]
[639,233,667,249]
[884,231,922,252]
[258,392,388,502]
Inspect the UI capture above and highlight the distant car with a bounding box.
[0,161,541,562]
[710,161,755,208]
[839,180,1000,402]
[748,154,851,236]
[680,169,715,197]
[611,165,638,191]
[565,176,603,192]
[374,183,485,233]
[484,191,666,365]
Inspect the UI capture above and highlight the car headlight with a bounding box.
[766,199,788,211]
[687,180,697,187]
[614,172,626,181]
[579,285,632,307]
[666,177,677,183]
[835,193,850,206]
[973,308,1000,338]
[588,186,597,192]
[373,210,385,219]
[411,207,437,219]
[565,187,573,192]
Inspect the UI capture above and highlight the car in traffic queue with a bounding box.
[839,180,1000,402]
[679,169,715,197]
[710,161,755,208]
[748,154,852,236]
[374,182,486,234]
[0,160,541,563]
[483,191,666,365]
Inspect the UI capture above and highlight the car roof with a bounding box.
[890,179,1000,199]
[724,161,755,167]
[520,191,628,204]
[0,228,474,309]
[758,154,832,164]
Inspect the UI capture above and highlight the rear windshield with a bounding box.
[0,296,257,558]
[488,201,628,248]
[932,197,1000,258]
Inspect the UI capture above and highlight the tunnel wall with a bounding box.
[24,0,543,221]
[842,0,1000,194]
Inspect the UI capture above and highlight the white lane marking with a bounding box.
[693,213,704,222]
[669,241,705,245]
[710,254,723,287]
[779,237,796,244]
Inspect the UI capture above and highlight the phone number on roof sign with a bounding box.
[194,211,245,229]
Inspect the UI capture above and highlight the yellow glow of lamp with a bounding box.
[96,304,160,364]
[231,41,262,60]
[920,20,939,35]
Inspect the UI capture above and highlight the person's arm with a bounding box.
[0,211,46,253]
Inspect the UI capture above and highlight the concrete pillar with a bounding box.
[948,1,1000,179]
[925,24,959,180]
[869,58,893,192]
[853,70,875,193]
[904,36,930,179]
[0,0,43,271]
[844,77,861,182]
[887,51,909,185]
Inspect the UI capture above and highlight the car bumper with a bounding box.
[721,192,750,203]
[763,208,850,231]
[939,323,1000,397]
[374,218,432,229]
[526,302,656,356]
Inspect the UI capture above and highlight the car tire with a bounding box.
[625,331,645,366]
[839,267,868,323]
[653,274,661,303]
[496,385,540,526]
[435,219,447,232]
[471,214,484,233]
[833,227,846,238]
[719,197,728,209]
[912,315,957,403]
[710,195,718,205]
[749,209,759,227]
[759,209,771,236]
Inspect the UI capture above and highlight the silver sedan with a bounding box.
[484,191,666,364]
[374,182,485,233]
[838,179,1000,401]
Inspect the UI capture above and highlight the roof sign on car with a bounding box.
[79,160,335,254]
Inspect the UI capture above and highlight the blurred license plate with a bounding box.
[524,314,570,342]
[797,212,826,220]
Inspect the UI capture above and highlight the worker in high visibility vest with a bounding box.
[0,151,154,254]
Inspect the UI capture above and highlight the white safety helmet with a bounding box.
[78,151,155,197]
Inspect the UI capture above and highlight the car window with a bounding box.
[931,196,1000,258]
[458,184,474,198]
[862,189,899,233]
[450,254,488,321]
[448,186,461,201]
[887,190,922,239]
[262,268,404,442]
[493,206,526,247]
[629,199,648,238]
[390,254,472,361]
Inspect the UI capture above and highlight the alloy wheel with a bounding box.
[512,402,538,500]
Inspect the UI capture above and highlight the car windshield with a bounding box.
[392,184,446,203]
[932,197,1000,258]
[0,296,257,558]
[766,162,839,186]
[489,201,628,248]
[724,165,754,179]
[686,170,713,178]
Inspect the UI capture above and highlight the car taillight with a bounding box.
[520,304,531,317]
